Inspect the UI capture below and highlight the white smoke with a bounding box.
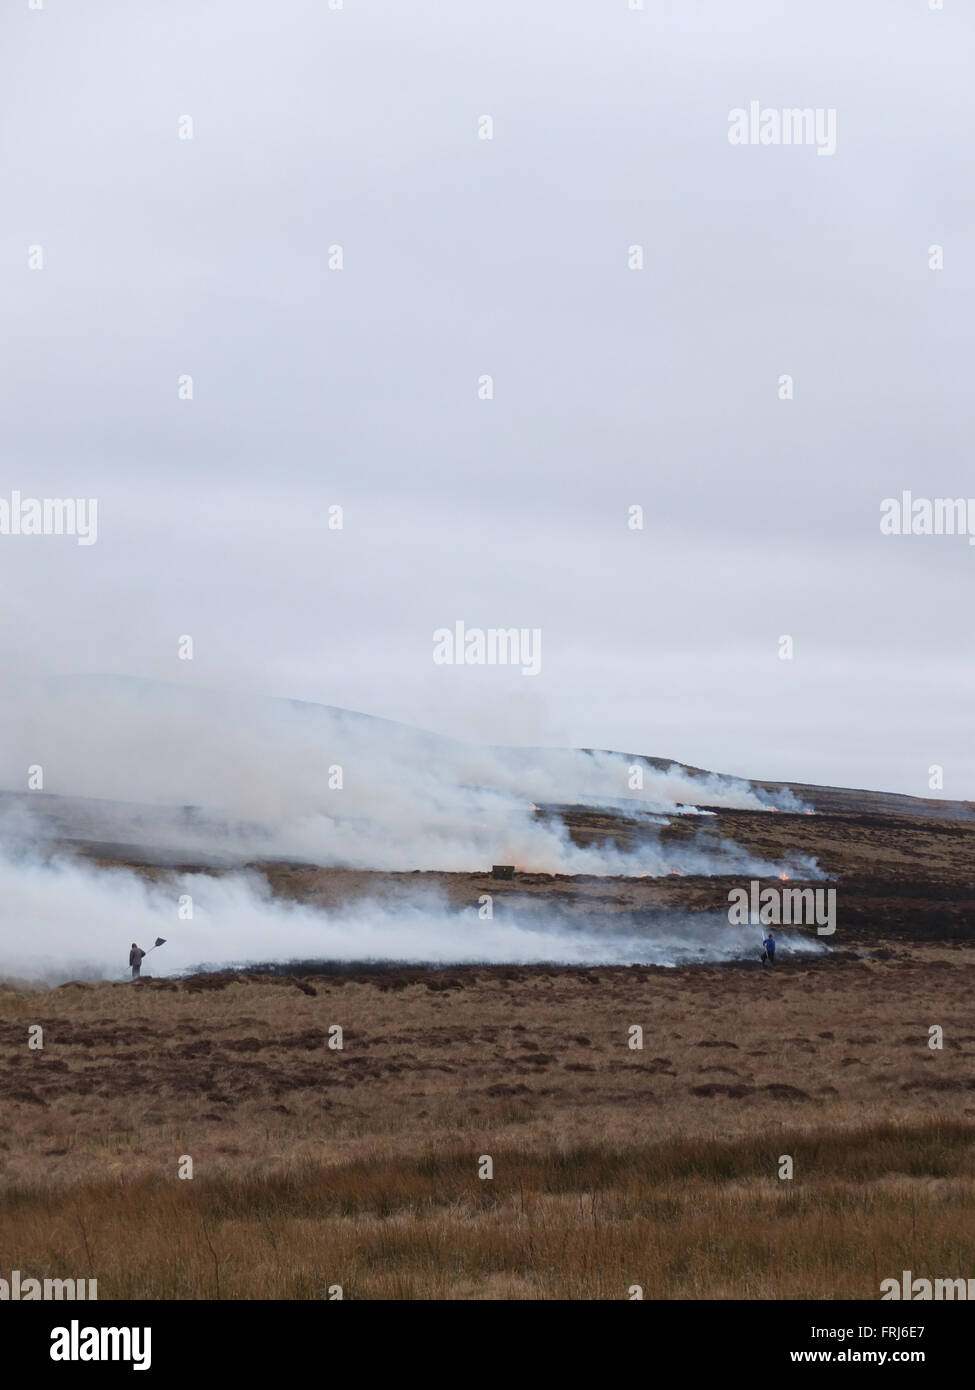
[0,676,815,876]
[0,848,829,986]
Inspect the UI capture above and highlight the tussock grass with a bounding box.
[2,1122,973,1299]
[3,950,975,1297]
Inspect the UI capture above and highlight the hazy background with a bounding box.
[2,0,972,797]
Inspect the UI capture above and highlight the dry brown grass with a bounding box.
[2,1125,974,1299]
[2,944,974,1298]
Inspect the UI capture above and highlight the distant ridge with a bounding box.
[3,675,972,823]
[619,755,975,822]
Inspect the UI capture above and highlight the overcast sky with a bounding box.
[1,0,972,798]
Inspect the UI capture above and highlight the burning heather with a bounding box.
[0,678,834,981]
[0,677,814,879]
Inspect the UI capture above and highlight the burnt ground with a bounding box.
[9,775,975,948]
[232,803,975,947]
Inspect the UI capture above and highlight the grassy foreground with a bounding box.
[2,944,974,1298]
[2,1123,974,1299]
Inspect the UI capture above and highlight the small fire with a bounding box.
[779,872,789,882]
[669,869,682,876]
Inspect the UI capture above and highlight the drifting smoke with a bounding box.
[0,849,829,987]
[0,677,827,978]
[0,676,813,876]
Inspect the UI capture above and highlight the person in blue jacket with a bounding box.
[761,932,776,965]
